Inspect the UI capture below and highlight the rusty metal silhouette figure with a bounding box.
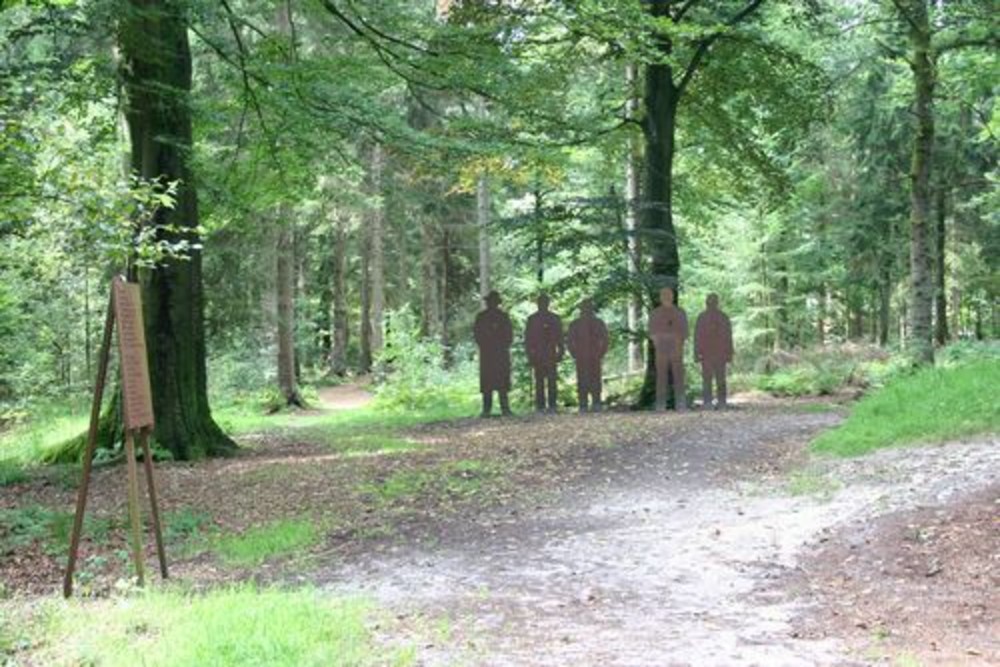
[567,298,609,413]
[695,293,733,409]
[524,293,564,413]
[473,290,513,417]
[649,286,689,411]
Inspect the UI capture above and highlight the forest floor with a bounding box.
[1,394,997,665]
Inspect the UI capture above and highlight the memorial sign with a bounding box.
[112,279,154,431]
[64,276,167,597]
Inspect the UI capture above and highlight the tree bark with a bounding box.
[329,213,348,376]
[359,219,373,374]
[477,174,492,297]
[369,143,386,358]
[934,183,949,345]
[637,7,680,406]
[275,216,302,407]
[901,0,936,363]
[625,63,643,373]
[419,218,438,338]
[120,0,234,458]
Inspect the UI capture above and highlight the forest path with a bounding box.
[317,408,998,666]
[316,380,374,411]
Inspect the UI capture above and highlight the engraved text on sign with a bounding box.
[113,279,155,430]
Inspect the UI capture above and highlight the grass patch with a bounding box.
[9,584,409,666]
[213,401,472,439]
[784,468,841,499]
[0,403,88,465]
[362,459,503,505]
[812,359,1000,457]
[212,518,320,567]
[0,460,27,487]
[0,506,114,555]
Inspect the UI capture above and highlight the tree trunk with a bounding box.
[276,218,302,407]
[934,184,948,345]
[625,63,643,373]
[359,220,373,374]
[902,0,936,364]
[637,28,681,406]
[369,143,386,358]
[477,174,492,297]
[878,268,891,347]
[120,0,234,458]
[419,218,438,338]
[329,214,348,376]
[440,226,452,365]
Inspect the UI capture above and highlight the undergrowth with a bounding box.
[812,357,1000,456]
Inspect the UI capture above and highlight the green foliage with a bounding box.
[812,358,1000,457]
[18,585,404,667]
[373,310,479,413]
[212,519,320,567]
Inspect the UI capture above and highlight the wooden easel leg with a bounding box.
[64,293,115,599]
[124,429,146,586]
[139,431,168,579]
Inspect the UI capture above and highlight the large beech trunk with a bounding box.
[120,0,233,458]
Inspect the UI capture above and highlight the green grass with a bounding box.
[213,401,472,439]
[7,585,410,667]
[362,459,502,505]
[212,518,320,567]
[0,505,114,555]
[812,359,1000,457]
[0,460,27,486]
[0,404,88,465]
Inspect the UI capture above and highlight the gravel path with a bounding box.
[319,409,998,666]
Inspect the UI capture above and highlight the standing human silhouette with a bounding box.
[524,293,564,413]
[695,293,733,409]
[566,298,609,413]
[649,286,689,411]
[473,290,513,417]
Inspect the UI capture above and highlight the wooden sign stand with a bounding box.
[64,276,168,597]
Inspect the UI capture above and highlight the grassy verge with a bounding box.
[2,585,410,667]
[212,518,321,567]
[811,358,1000,457]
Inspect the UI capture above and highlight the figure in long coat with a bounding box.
[695,293,734,409]
[524,293,564,413]
[566,299,609,413]
[473,290,513,417]
[649,286,689,411]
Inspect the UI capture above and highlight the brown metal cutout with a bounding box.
[566,298,609,412]
[524,293,565,413]
[473,290,514,417]
[695,293,734,409]
[649,286,689,411]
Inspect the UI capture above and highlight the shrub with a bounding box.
[372,309,478,412]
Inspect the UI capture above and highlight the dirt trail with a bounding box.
[316,382,373,411]
[319,410,998,666]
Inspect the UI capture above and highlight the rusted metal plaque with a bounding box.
[113,278,155,430]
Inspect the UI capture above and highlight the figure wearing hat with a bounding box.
[566,298,609,413]
[473,290,514,417]
[524,293,564,413]
[694,293,733,409]
[649,286,689,411]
